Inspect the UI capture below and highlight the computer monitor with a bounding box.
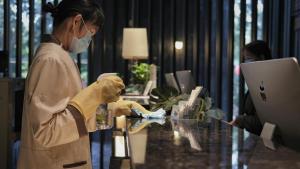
[241,58,300,151]
[175,70,196,94]
[164,73,180,92]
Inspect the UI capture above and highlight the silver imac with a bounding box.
[241,57,300,151]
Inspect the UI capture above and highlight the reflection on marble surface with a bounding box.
[127,117,300,169]
[128,118,166,134]
[171,119,202,151]
[129,128,148,164]
[115,136,126,157]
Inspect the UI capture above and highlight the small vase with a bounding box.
[96,104,114,130]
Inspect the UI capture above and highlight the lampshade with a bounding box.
[122,28,149,60]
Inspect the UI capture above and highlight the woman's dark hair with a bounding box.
[242,40,272,61]
[43,0,104,29]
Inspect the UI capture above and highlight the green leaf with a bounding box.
[149,87,185,111]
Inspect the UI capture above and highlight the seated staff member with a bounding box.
[230,40,272,135]
[17,1,125,169]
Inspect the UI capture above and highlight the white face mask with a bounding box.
[69,17,93,54]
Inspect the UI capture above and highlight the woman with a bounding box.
[17,1,125,169]
[230,40,272,135]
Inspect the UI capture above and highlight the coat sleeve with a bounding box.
[27,56,88,148]
[235,115,263,135]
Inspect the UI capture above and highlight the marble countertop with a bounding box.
[125,117,300,169]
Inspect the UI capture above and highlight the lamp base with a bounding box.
[128,59,139,85]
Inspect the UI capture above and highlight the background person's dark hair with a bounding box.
[43,0,104,29]
[242,40,272,61]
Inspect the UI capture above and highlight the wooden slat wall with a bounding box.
[88,0,299,119]
[1,0,298,120]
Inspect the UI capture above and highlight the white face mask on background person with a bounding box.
[69,17,93,54]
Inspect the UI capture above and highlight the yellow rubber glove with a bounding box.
[69,76,125,120]
[108,100,151,117]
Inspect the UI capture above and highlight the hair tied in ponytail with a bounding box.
[43,2,59,17]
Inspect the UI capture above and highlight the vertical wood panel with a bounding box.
[222,0,234,120]
[4,0,10,51]
[198,0,206,85]
[221,0,229,116]
[263,0,269,42]
[297,32,300,60]
[102,0,115,73]
[239,0,246,115]
[29,0,35,64]
[88,34,99,82]
[227,0,234,120]
[162,0,175,76]
[192,0,199,83]
[115,0,129,84]
[283,0,292,57]
[41,0,46,36]
[295,0,300,59]
[204,0,211,91]
[210,0,217,101]
[270,0,281,58]
[137,0,151,63]
[267,0,273,47]
[210,0,223,107]
[174,0,186,71]
[186,0,198,78]
[16,0,23,77]
[216,0,223,108]
[88,0,104,83]
[132,0,139,27]
[150,0,163,85]
[252,0,258,41]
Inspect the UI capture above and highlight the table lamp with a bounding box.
[122,28,149,62]
[122,28,149,87]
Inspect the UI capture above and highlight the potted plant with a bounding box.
[126,63,150,95]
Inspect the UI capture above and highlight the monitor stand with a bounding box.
[260,122,277,150]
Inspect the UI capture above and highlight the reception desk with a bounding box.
[121,117,300,169]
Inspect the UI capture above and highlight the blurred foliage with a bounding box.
[131,63,150,84]
[150,87,187,112]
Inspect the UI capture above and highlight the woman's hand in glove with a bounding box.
[69,75,125,120]
[97,76,125,103]
[108,100,151,117]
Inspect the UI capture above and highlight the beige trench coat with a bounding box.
[17,42,96,169]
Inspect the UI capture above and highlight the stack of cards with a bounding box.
[187,86,203,107]
[171,86,203,119]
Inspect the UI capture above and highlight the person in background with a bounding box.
[17,1,125,169]
[230,40,272,135]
